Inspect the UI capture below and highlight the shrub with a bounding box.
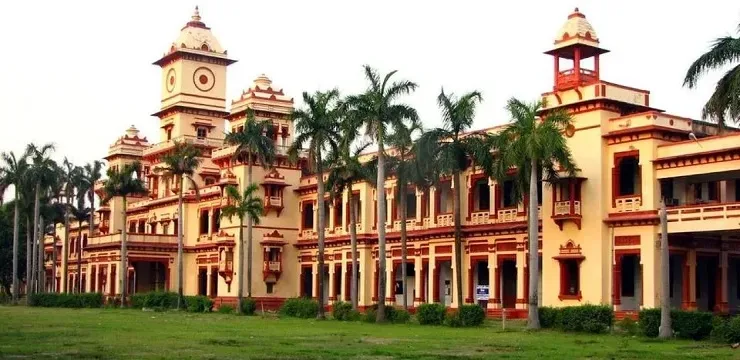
[0,292,10,305]
[539,307,561,328]
[712,316,740,343]
[279,297,319,318]
[28,293,103,308]
[393,309,411,324]
[639,309,713,340]
[457,305,485,327]
[559,304,613,333]
[332,301,354,321]
[130,293,146,309]
[184,295,213,313]
[240,298,256,315]
[141,292,179,309]
[218,305,234,314]
[616,317,639,336]
[417,303,446,325]
[638,308,660,337]
[444,311,463,327]
[363,304,397,323]
[363,307,377,323]
[672,310,713,340]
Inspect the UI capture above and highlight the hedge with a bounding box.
[639,309,713,340]
[417,303,446,325]
[536,304,613,333]
[279,297,319,318]
[185,296,213,313]
[28,293,104,308]
[332,301,360,321]
[130,292,179,310]
[711,316,740,343]
[240,298,256,315]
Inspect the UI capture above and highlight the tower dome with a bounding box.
[552,8,600,51]
[169,6,226,54]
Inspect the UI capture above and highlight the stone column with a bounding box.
[328,263,336,304]
[487,252,496,310]
[414,255,423,306]
[206,267,212,297]
[430,186,437,225]
[208,209,214,237]
[516,251,526,310]
[415,188,422,224]
[720,250,729,313]
[613,254,622,310]
[311,263,318,299]
[385,257,394,304]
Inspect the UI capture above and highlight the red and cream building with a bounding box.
[45,7,740,317]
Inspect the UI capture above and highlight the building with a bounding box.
[45,7,740,317]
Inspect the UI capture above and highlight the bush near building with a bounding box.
[279,298,319,318]
[331,301,360,321]
[240,298,257,315]
[537,305,614,334]
[28,293,103,308]
[416,303,446,325]
[639,309,713,340]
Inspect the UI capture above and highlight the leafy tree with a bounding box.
[102,161,147,308]
[288,90,342,319]
[154,141,202,309]
[26,143,56,294]
[0,151,29,302]
[224,108,276,299]
[415,89,485,308]
[220,184,263,314]
[346,65,418,322]
[488,98,576,329]
[683,25,740,130]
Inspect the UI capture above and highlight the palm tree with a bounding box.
[683,25,740,129]
[386,119,422,310]
[47,165,66,293]
[0,151,29,302]
[102,161,147,308]
[346,65,418,322]
[82,160,104,273]
[325,110,370,310]
[220,184,263,314]
[415,89,485,309]
[289,89,342,319]
[154,141,202,309]
[68,188,90,293]
[19,177,35,296]
[59,159,79,293]
[489,98,576,329]
[224,108,276,298]
[26,142,56,293]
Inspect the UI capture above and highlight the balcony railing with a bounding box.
[615,196,641,212]
[470,211,490,225]
[211,144,308,160]
[143,135,223,157]
[667,202,740,233]
[554,201,582,215]
[556,68,598,89]
[437,214,453,227]
[266,196,282,207]
[497,209,518,222]
[265,261,281,272]
[88,233,178,246]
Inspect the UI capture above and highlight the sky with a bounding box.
[0,0,738,172]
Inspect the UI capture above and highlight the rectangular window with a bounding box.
[708,181,719,201]
[199,210,209,234]
[197,127,207,139]
[502,180,515,208]
[266,283,274,294]
[476,181,490,211]
[166,129,172,141]
[302,203,314,229]
[559,259,580,297]
[621,256,636,297]
[406,192,416,218]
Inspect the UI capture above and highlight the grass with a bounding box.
[0,306,735,359]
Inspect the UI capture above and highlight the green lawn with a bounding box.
[0,306,735,359]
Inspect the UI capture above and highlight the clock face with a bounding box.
[193,67,215,92]
[166,68,176,93]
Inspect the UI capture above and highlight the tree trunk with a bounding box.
[315,149,326,319]
[376,141,387,322]
[399,181,408,310]
[38,216,45,292]
[452,171,463,308]
[349,183,358,311]
[659,199,672,338]
[237,217,245,314]
[62,207,69,293]
[177,177,184,309]
[12,197,19,303]
[527,158,540,329]
[119,196,128,308]
[31,182,40,294]
[26,216,32,297]
[247,162,254,298]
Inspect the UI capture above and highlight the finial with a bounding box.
[574,7,579,12]
[192,5,201,21]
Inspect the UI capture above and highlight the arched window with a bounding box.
[200,43,210,51]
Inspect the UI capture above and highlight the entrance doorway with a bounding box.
[501,260,517,309]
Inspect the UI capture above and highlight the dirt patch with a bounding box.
[359,337,396,345]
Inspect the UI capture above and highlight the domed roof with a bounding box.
[168,6,226,54]
[553,8,600,49]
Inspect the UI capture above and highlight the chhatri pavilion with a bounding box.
[45,7,740,317]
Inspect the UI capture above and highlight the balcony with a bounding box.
[211,144,307,161]
[87,233,178,247]
[437,214,453,227]
[470,211,490,225]
[615,196,641,213]
[667,202,740,233]
[552,200,582,230]
[556,68,598,90]
[143,135,223,157]
[262,260,282,282]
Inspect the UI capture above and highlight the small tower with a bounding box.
[545,8,609,91]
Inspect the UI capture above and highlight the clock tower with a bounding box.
[151,6,236,143]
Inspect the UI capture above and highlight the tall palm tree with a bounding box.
[102,161,147,308]
[60,159,79,293]
[68,188,90,293]
[220,184,263,314]
[489,98,576,329]
[289,89,342,319]
[19,177,34,296]
[82,161,104,262]
[325,110,370,310]
[26,143,56,293]
[683,24,740,129]
[154,141,202,309]
[386,119,422,310]
[47,164,66,293]
[224,108,276,298]
[415,89,485,309]
[1,151,29,302]
[346,65,418,322]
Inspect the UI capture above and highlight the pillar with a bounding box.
[415,188,422,224]
[372,260,378,302]
[613,254,622,309]
[516,251,526,309]
[329,203,336,231]
[386,259,394,304]
[328,264,336,304]
[311,263,318,299]
[414,256,423,306]
[431,259,439,303]
[312,202,318,232]
[719,251,729,313]
[487,252,496,310]
[553,55,560,88]
[682,251,696,310]
[208,209,214,237]
[430,186,437,225]
[466,261,475,304]
[206,266,212,297]
[493,257,501,309]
